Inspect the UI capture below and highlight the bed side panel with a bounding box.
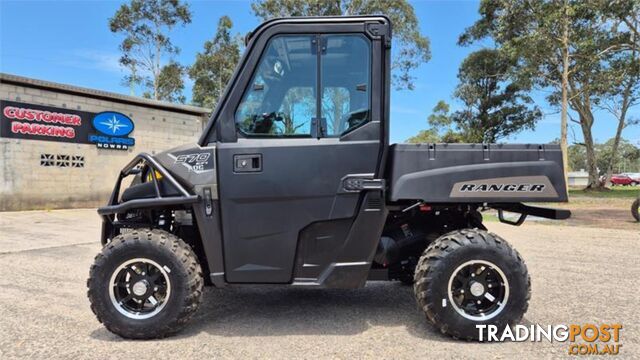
[388,143,568,203]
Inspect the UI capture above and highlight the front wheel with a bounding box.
[87,229,203,339]
[414,229,530,340]
[632,198,640,222]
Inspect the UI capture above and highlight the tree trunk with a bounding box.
[604,106,628,187]
[153,45,160,100]
[560,1,570,193]
[130,65,137,97]
[579,109,601,189]
[154,35,161,100]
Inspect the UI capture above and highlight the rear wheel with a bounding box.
[414,229,530,340]
[87,229,203,339]
[632,198,640,222]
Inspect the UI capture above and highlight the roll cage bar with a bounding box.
[97,153,198,218]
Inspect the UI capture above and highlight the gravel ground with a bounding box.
[0,209,638,359]
[542,197,639,231]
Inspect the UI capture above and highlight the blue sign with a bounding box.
[89,112,135,150]
[92,112,134,136]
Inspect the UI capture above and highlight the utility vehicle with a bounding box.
[87,16,570,340]
[610,173,640,186]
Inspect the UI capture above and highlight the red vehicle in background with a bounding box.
[610,173,640,186]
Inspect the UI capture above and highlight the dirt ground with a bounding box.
[0,208,638,359]
[482,195,639,231]
[549,197,638,230]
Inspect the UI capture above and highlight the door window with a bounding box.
[322,35,371,136]
[234,34,371,137]
[273,87,314,135]
[235,36,316,137]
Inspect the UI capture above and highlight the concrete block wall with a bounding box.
[0,81,209,211]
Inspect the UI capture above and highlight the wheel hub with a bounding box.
[469,281,485,297]
[108,258,171,320]
[447,260,509,321]
[132,280,149,296]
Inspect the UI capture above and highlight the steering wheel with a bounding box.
[251,112,285,134]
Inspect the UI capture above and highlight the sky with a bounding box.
[1,0,638,145]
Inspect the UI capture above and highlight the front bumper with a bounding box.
[98,152,199,243]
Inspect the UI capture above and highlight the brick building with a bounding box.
[0,73,210,211]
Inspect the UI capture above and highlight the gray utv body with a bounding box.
[98,16,569,290]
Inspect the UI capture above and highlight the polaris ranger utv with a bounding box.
[87,16,570,340]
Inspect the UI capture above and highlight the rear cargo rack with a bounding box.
[98,153,198,217]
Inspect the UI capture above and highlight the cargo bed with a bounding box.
[388,143,568,203]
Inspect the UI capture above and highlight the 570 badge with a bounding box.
[171,151,213,174]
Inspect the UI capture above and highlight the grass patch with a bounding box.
[569,187,639,199]
[482,213,500,222]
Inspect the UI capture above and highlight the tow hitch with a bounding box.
[491,203,571,226]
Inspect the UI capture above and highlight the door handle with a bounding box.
[233,154,262,173]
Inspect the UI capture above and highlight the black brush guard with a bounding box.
[98,153,199,243]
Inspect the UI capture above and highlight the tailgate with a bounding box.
[388,143,568,203]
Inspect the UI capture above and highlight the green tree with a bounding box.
[415,100,464,143]
[427,100,453,130]
[568,139,640,176]
[189,16,241,109]
[146,61,186,103]
[459,0,573,181]
[406,101,453,143]
[109,0,191,102]
[250,0,430,90]
[460,0,635,189]
[597,138,640,175]
[406,128,441,144]
[413,50,541,143]
[450,49,540,143]
[567,143,587,172]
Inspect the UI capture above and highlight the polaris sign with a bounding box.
[89,112,135,150]
[1,101,137,150]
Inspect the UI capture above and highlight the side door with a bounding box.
[216,30,384,283]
